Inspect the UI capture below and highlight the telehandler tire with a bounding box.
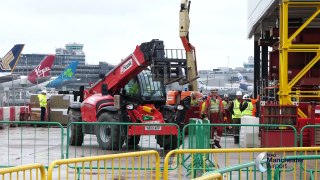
[127,135,141,146]
[156,109,181,150]
[69,109,84,146]
[96,112,124,150]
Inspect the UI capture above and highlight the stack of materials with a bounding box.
[49,94,74,125]
[29,95,41,121]
[240,116,260,148]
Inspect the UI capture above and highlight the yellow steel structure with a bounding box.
[279,0,320,118]
[0,163,46,180]
[47,150,160,180]
[163,147,320,180]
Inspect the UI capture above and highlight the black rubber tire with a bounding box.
[156,135,178,150]
[69,109,84,146]
[127,135,141,146]
[156,109,180,150]
[96,112,124,150]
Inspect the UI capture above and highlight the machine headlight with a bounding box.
[126,104,134,110]
[176,105,184,110]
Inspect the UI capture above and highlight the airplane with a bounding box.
[237,73,254,92]
[27,61,79,91]
[0,55,55,88]
[0,44,25,77]
[198,80,240,94]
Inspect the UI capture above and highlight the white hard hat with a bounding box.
[223,94,229,98]
[243,94,250,100]
[236,91,242,96]
[42,90,47,94]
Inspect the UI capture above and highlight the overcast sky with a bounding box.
[0,0,253,70]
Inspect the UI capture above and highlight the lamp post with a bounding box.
[12,74,15,106]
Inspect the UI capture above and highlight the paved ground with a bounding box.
[0,125,319,179]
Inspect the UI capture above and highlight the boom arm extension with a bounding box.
[85,39,165,98]
[179,0,198,90]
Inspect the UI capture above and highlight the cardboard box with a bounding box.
[30,111,41,121]
[29,95,40,108]
[49,110,68,125]
[49,95,73,109]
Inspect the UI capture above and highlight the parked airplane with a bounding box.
[0,44,25,77]
[0,55,55,88]
[237,73,254,92]
[28,61,79,91]
[198,80,240,94]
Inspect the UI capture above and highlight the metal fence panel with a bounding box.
[0,163,46,180]
[47,150,160,180]
[0,121,64,168]
[163,147,320,180]
[66,122,180,172]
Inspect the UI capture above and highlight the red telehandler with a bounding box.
[68,39,191,150]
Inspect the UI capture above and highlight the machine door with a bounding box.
[137,70,166,104]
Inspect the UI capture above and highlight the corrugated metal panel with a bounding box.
[247,0,277,38]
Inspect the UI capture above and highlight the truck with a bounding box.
[68,39,191,150]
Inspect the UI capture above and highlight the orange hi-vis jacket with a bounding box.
[201,95,224,116]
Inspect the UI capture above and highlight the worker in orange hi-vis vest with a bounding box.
[251,95,260,117]
[201,88,225,148]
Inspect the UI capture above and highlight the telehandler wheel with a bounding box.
[127,135,141,146]
[69,109,84,146]
[156,135,179,150]
[156,109,181,150]
[96,112,124,150]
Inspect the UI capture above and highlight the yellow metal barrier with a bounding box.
[47,150,160,180]
[0,163,46,180]
[193,173,222,180]
[163,147,320,180]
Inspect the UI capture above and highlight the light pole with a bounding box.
[12,74,15,106]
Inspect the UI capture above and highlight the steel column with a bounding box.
[254,39,260,98]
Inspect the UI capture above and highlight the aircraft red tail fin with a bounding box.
[27,55,55,84]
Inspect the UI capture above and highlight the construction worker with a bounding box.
[241,94,254,116]
[201,88,224,148]
[251,95,260,117]
[229,90,243,144]
[222,94,230,122]
[190,92,199,106]
[37,90,47,122]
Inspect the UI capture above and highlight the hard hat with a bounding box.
[223,94,229,98]
[210,88,218,92]
[236,91,242,96]
[243,94,250,100]
[190,92,196,97]
[42,90,47,94]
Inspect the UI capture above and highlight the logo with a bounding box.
[35,64,51,77]
[256,152,304,172]
[0,51,14,70]
[120,59,133,74]
[255,152,267,172]
[63,68,74,78]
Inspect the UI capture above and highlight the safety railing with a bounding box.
[193,173,223,180]
[47,150,160,180]
[66,122,180,171]
[183,122,298,149]
[163,147,320,180]
[0,121,64,168]
[0,163,46,180]
[300,125,320,147]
